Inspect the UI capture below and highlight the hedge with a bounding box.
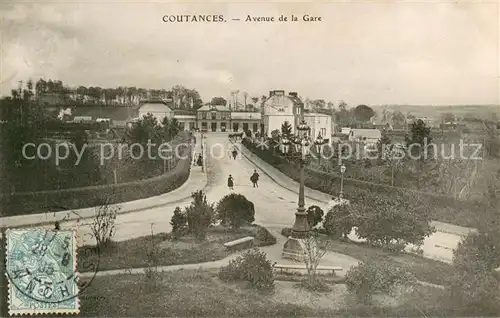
[0,144,192,217]
[242,138,488,228]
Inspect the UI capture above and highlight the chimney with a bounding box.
[269,90,275,97]
[288,92,298,97]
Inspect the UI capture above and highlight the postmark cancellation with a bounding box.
[5,229,80,315]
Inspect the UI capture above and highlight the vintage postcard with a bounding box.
[0,0,499,317]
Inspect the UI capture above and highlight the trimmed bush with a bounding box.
[254,225,277,247]
[280,227,293,238]
[218,248,275,291]
[170,206,188,239]
[216,193,255,230]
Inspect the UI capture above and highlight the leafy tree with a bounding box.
[216,193,255,230]
[405,119,433,159]
[161,117,181,141]
[280,121,292,138]
[391,110,406,129]
[441,112,455,123]
[306,205,324,228]
[185,190,215,240]
[354,192,435,251]
[450,232,500,315]
[126,113,162,156]
[353,104,375,122]
[210,97,227,106]
[345,255,417,304]
[323,202,356,239]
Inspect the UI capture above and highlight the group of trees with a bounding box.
[11,78,204,109]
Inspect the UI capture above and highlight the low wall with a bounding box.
[0,144,192,217]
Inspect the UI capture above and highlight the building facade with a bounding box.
[304,113,332,141]
[230,112,262,132]
[262,90,304,137]
[348,129,382,144]
[173,110,197,131]
[196,105,231,132]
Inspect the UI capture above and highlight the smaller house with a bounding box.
[348,129,382,144]
[138,101,174,125]
[72,116,93,123]
[341,127,352,135]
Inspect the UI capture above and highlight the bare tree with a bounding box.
[302,233,330,287]
[89,197,121,248]
[143,223,160,290]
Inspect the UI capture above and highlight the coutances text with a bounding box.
[162,15,225,23]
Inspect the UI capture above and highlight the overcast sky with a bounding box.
[0,0,498,106]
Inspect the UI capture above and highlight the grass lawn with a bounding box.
[318,236,455,286]
[78,225,275,272]
[78,269,460,317]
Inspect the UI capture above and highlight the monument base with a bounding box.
[282,236,309,262]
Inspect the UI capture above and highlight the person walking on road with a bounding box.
[250,170,260,188]
[227,174,234,190]
[232,148,238,160]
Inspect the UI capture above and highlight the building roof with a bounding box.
[139,102,173,112]
[350,129,382,139]
[231,112,261,120]
[197,105,231,112]
[305,113,330,117]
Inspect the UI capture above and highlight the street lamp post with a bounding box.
[282,119,312,262]
[340,164,346,198]
[314,133,325,167]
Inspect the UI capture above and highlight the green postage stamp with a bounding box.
[5,229,80,315]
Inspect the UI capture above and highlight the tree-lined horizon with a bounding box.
[8,78,204,109]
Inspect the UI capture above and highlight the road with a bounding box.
[1,133,465,264]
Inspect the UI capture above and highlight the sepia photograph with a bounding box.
[0,0,499,316]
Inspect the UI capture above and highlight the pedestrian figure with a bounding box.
[250,169,259,188]
[54,221,60,231]
[197,154,203,167]
[227,175,234,190]
[232,148,238,160]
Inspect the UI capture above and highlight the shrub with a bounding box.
[323,203,356,239]
[185,190,215,240]
[216,193,255,230]
[218,248,275,291]
[255,226,277,246]
[345,256,417,304]
[170,206,188,238]
[306,205,324,228]
[281,227,293,238]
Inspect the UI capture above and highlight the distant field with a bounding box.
[48,105,141,121]
[371,105,500,119]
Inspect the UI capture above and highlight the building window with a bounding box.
[211,112,217,120]
[201,122,208,129]
[201,112,207,120]
[320,128,326,136]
